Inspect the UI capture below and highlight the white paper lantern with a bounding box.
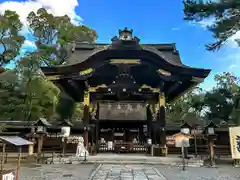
[181,128,190,135]
[147,138,152,145]
[61,126,71,137]
[37,126,46,133]
[207,127,215,135]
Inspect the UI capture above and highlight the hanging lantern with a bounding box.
[37,126,47,133]
[61,126,71,138]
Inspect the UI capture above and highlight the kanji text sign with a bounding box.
[229,127,240,159]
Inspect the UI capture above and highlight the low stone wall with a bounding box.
[46,156,86,164]
[45,155,204,167]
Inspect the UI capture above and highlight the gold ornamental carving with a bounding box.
[159,93,165,107]
[84,91,90,106]
[140,84,160,93]
[47,75,60,80]
[157,69,171,76]
[79,68,93,76]
[109,59,141,64]
[88,84,107,92]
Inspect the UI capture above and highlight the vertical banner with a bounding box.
[229,127,240,159]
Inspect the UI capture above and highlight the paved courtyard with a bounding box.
[19,164,97,180]
[90,164,166,180]
[90,164,240,180]
[154,165,240,180]
[16,163,240,180]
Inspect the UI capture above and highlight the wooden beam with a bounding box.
[47,75,60,81]
[166,81,182,96]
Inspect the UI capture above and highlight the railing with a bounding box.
[130,144,147,153]
[167,144,231,157]
[98,143,114,153]
[98,143,147,153]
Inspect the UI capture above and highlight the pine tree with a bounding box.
[183,0,240,51]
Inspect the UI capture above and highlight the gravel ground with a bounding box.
[154,165,240,180]
[19,164,98,180]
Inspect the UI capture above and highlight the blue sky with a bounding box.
[0,0,239,90]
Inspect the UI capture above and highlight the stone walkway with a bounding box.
[90,164,166,180]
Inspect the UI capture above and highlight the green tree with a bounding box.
[183,0,240,51]
[27,8,97,66]
[203,72,239,123]
[0,10,24,66]
[0,74,24,119]
[166,87,204,123]
[0,53,60,121]
[71,103,83,121]
[17,53,60,121]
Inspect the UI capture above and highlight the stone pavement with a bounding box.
[154,165,240,180]
[13,162,240,180]
[90,164,166,180]
[19,164,97,180]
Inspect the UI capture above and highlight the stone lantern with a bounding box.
[180,122,192,158]
[204,120,218,167]
[33,118,51,160]
[180,121,192,135]
[58,119,73,156]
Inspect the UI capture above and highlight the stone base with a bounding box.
[46,156,86,164]
[46,154,203,167]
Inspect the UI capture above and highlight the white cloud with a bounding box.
[0,0,82,26]
[21,40,37,53]
[197,18,240,48]
[22,40,35,48]
[225,52,240,73]
[198,18,214,30]
[0,0,82,63]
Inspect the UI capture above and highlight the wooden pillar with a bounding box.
[146,104,152,140]
[209,137,216,166]
[15,147,22,180]
[159,93,166,147]
[29,127,35,156]
[83,90,90,148]
[95,102,100,152]
[37,135,43,155]
[28,144,34,156]
[1,143,5,180]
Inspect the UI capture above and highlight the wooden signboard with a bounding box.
[166,136,175,146]
[229,126,240,159]
[173,133,190,148]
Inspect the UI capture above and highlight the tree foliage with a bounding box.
[166,86,205,123]
[0,53,60,121]
[204,72,240,123]
[0,10,24,66]
[0,7,96,122]
[167,72,240,125]
[183,0,240,51]
[27,8,97,66]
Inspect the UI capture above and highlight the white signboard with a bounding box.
[175,139,190,148]
[229,126,240,159]
[108,141,113,149]
[3,172,15,180]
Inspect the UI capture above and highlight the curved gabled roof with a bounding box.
[41,42,210,79]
